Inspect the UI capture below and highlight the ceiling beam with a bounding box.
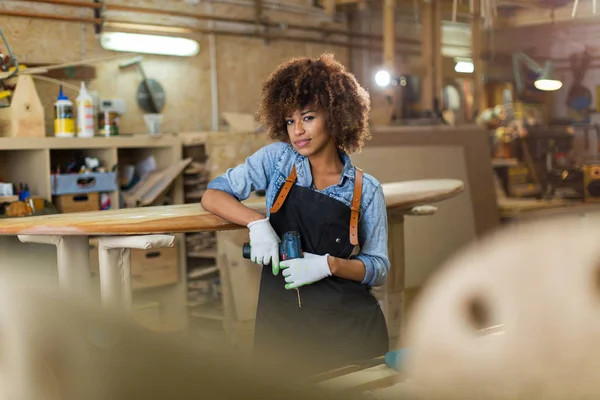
[319,0,473,20]
[495,0,600,28]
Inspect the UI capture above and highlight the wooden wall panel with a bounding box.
[366,124,500,237]
[0,0,349,137]
[214,36,349,119]
[351,145,476,288]
[206,131,273,178]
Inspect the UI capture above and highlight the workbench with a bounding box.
[497,196,600,225]
[0,178,465,346]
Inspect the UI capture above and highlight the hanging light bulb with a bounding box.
[375,69,391,87]
[534,61,562,91]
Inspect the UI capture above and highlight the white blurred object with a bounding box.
[402,217,600,399]
[143,113,163,135]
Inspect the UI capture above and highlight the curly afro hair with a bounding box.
[257,53,371,154]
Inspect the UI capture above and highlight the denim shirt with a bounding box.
[207,141,390,287]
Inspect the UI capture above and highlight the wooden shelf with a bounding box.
[189,303,225,321]
[188,250,218,258]
[0,134,182,150]
[188,266,218,279]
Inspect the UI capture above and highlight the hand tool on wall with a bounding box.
[0,27,19,107]
[0,28,19,80]
[566,50,593,122]
[118,56,165,114]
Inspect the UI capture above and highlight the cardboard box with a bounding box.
[89,239,179,291]
[54,192,100,213]
[131,245,179,290]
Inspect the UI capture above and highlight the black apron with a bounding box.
[252,164,389,377]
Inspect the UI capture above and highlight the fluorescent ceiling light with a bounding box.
[454,61,474,74]
[100,32,200,57]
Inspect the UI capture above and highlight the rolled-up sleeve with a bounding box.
[206,142,282,201]
[354,184,390,287]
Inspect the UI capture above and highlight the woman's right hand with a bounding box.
[247,218,281,275]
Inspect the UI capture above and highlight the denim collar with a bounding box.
[338,151,355,183]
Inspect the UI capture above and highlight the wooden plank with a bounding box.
[317,364,400,391]
[310,356,387,382]
[0,180,464,235]
[122,158,193,207]
[312,356,413,399]
[499,198,600,219]
[40,65,96,80]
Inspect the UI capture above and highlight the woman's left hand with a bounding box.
[280,253,332,290]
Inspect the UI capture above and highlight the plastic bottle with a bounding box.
[54,85,74,138]
[76,81,95,138]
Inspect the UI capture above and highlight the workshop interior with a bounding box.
[1,0,600,397]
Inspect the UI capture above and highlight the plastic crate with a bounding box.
[51,172,118,196]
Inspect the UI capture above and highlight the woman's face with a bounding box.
[285,107,333,157]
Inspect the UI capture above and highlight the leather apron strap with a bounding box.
[269,164,363,246]
[350,167,363,246]
[270,165,297,214]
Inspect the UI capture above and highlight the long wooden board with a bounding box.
[310,356,409,399]
[0,179,463,236]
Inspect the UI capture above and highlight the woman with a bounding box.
[201,54,390,376]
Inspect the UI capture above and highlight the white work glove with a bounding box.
[247,217,281,275]
[280,252,332,290]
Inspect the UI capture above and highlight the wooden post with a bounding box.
[385,213,405,349]
[420,0,443,114]
[383,0,395,73]
[471,1,484,117]
[324,0,336,17]
[433,0,443,110]
[383,0,399,117]
[420,1,433,111]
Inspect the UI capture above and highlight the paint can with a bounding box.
[97,111,120,136]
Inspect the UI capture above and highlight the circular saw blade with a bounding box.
[136,79,165,114]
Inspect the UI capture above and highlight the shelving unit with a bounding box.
[179,132,225,340]
[0,134,189,330]
[0,135,184,209]
[0,131,270,347]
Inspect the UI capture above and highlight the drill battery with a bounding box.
[242,231,303,263]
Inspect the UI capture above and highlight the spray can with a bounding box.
[54,85,74,138]
[76,81,95,138]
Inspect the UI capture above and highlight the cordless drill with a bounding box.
[242,231,303,263]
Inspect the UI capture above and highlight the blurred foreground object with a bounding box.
[400,216,600,400]
[0,273,350,400]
